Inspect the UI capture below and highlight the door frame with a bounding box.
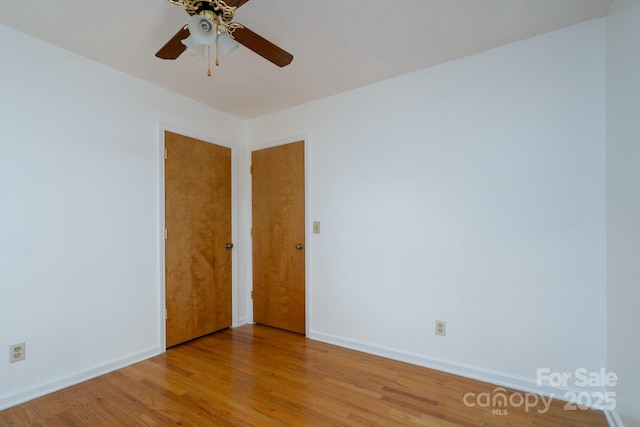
[245,135,311,335]
[158,122,238,351]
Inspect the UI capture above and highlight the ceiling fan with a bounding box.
[156,0,293,69]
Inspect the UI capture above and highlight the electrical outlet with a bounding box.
[10,343,25,363]
[435,320,446,336]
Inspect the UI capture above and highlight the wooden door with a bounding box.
[252,141,305,334]
[165,131,232,347]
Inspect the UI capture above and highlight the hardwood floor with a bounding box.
[0,325,608,426]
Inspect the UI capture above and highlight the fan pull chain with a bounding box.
[207,44,212,77]
[216,32,220,67]
[215,35,220,67]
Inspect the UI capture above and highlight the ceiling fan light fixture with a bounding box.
[216,32,239,59]
[188,14,216,45]
[181,34,205,57]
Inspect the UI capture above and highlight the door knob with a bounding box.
[225,243,234,249]
[296,243,304,250]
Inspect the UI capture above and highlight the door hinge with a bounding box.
[251,290,254,299]
[164,228,167,240]
[250,228,252,237]
[164,148,167,159]
[165,309,168,320]
[250,165,253,174]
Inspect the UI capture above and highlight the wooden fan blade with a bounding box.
[225,0,251,8]
[156,26,189,60]
[232,26,293,67]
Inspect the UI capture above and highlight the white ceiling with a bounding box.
[0,0,611,119]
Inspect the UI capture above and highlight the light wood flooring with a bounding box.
[0,325,608,426]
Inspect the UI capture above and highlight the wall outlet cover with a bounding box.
[10,343,25,363]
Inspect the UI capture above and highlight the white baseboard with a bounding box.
[605,409,626,427]
[0,346,163,411]
[308,330,610,409]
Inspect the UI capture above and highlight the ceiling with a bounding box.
[0,0,611,119]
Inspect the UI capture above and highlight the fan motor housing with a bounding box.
[194,0,235,23]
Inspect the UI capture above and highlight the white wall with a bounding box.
[606,0,640,425]
[246,19,607,395]
[0,25,244,409]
